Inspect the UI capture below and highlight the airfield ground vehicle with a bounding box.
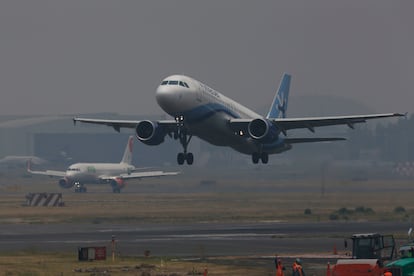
[329,233,395,276]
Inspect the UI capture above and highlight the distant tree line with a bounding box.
[347,114,414,162]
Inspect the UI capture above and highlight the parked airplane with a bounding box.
[27,136,179,193]
[0,155,48,168]
[74,73,403,165]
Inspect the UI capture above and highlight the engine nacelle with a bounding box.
[248,118,279,143]
[135,120,166,146]
[59,178,75,189]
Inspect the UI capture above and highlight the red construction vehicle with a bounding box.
[329,233,395,276]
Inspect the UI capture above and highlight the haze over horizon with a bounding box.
[0,1,412,116]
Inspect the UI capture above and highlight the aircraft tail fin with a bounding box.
[120,136,134,165]
[266,73,291,119]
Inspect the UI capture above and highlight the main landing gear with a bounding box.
[252,152,269,164]
[174,115,194,165]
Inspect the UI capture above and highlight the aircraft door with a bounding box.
[196,84,203,103]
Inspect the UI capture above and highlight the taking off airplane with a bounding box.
[27,136,179,193]
[74,73,403,165]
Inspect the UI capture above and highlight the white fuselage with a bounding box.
[65,162,134,184]
[155,75,287,155]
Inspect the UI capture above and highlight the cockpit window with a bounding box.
[67,167,80,172]
[160,80,190,88]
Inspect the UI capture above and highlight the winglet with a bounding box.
[26,159,32,172]
[266,73,291,119]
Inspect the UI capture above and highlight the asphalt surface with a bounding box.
[0,221,409,257]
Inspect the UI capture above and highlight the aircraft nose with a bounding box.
[66,171,75,177]
[156,84,180,112]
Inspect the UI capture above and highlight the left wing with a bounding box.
[273,113,405,132]
[73,117,177,133]
[230,113,404,134]
[100,171,180,181]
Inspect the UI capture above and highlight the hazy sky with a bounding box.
[0,1,412,116]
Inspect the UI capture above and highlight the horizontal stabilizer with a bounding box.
[284,137,346,144]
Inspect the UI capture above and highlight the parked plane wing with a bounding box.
[28,168,66,178]
[103,171,180,181]
[27,160,66,177]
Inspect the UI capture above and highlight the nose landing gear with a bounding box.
[174,115,194,165]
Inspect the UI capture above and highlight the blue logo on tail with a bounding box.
[266,73,291,119]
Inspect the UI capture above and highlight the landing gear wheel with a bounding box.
[177,152,185,165]
[76,187,87,193]
[74,183,87,193]
[252,153,260,164]
[186,152,194,165]
[261,152,269,164]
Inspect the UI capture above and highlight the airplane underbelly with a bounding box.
[188,113,291,155]
[77,174,99,184]
[230,139,291,155]
[188,113,235,146]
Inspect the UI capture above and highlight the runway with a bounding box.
[0,221,408,257]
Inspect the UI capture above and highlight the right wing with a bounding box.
[73,117,178,133]
[120,171,180,179]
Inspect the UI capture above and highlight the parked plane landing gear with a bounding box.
[174,115,194,165]
[74,182,87,193]
[252,152,269,164]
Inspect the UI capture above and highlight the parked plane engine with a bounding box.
[110,178,126,193]
[59,178,74,189]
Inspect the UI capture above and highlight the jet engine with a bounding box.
[136,120,166,145]
[248,118,279,143]
[59,178,75,189]
[110,178,126,193]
